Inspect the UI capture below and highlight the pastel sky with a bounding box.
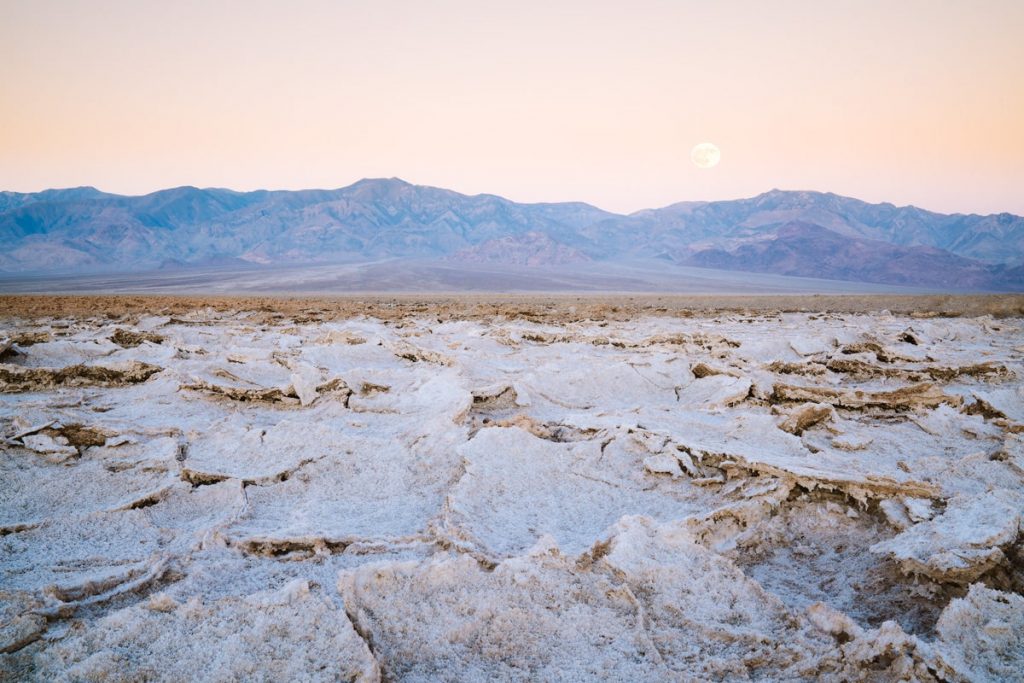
[2,0,1022,214]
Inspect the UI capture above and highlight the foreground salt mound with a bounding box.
[218,374,472,555]
[656,411,938,502]
[341,517,1016,681]
[0,438,177,531]
[439,426,712,560]
[35,580,380,682]
[182,414,352,484]
[340,548,664,681]
[516,358,689,410]
[871,490,1024,583]
[932,584,1024,680]
[227,434,457,555]
[590,517,833,679]
[1,481,243,601]
[2,307,1023,679]
[340,518,828,681]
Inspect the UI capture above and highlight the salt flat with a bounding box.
[1,297,1022,681]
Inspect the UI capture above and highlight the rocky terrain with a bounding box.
[1,296,1023,680]
[2,180,1023,290]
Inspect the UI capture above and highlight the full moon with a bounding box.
[691,142,721,169]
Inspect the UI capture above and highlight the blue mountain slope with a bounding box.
[1,179,1021,290]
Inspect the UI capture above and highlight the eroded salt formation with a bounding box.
[1,307,1022,680]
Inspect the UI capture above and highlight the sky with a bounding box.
[1,0,1022,215]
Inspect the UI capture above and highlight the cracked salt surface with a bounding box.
[2,307,1023,680]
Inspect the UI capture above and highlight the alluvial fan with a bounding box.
[1,300,1023,681]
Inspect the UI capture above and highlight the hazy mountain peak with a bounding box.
[345,176,414,190]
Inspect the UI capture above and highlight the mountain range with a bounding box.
[1,178,1022,291]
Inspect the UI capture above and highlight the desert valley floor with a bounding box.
[1,295,1023,681]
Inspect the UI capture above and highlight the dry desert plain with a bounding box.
[1,294,1024,681]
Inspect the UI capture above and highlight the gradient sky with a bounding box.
[2,0,1022,214]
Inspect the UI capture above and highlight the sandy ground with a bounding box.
[2,292,1023,322]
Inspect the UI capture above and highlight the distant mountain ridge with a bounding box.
[684,221,1021,291]
[1,178,1022,291]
